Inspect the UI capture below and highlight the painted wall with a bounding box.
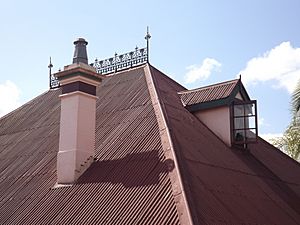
[57,91,97,184]
[194,106,231,146]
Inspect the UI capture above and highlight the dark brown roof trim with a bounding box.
[55,67,103,83]
[61,81,96,96]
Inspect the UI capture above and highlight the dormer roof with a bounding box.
[179,78,250,112]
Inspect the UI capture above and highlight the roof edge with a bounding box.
[178,78,239,94]
[0,89,56,121]
[144,64,196,225]
[181,78,252,112]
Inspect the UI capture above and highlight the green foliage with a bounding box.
[272,80,300,161]
[272,119,300,161]
[291,79,300,116]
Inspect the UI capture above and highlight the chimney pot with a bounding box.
[73,38,89,64]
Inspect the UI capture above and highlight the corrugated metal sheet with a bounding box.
[179,79,239,106]
[0,65,180,224]
[1,63,300,225]
[150,66,300,225]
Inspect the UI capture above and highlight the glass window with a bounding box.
[232,100,257,145]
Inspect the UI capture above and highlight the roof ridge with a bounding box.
[144,64,195,225]
[148,64,188,91]
[178,78,239,94]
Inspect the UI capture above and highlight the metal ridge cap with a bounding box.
[143,64,195,225]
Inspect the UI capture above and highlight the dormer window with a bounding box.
[231,100,258,146]
[179,78,259,148]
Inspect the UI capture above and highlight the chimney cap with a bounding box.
[73,37,88,64]
[74,38,88,45]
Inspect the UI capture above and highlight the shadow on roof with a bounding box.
[77,150,175,188]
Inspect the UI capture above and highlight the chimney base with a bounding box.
[57,150,94,184]
[57,91,98,184]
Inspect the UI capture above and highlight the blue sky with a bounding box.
[0,0,299,140]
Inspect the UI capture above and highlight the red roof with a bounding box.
[0,64,300,224]
[150,66,300,224]
[179,79,239,106]
[0,66,180,224]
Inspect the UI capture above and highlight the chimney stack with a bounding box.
[55,38,103,184]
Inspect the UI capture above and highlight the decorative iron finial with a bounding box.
[48,57,53,70]
[73,38,88,64]
[145,26,151,62]
[48,57,53,88]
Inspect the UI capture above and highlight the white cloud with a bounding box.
[185,58,221,84]
[0,81,21,118]
[238,42,300,93]
[260,133,282,144]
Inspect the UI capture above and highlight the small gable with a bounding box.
[179,78,250,112]
[179,78,257,147]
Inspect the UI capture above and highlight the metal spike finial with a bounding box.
[48,57,53,89]
[145,26,151,41]
[145,26,151,62]
[48,57,53,69]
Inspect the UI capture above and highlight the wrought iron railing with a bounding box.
[49,58,60,89]
[49,46,148,89]
[50,74,60,89]
[49,28,151,89]
[91,47,148,75]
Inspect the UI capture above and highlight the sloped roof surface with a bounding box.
[179,79,239,106]
[0,66,180,224]
[149,66,300,225]
[1,63,300,225]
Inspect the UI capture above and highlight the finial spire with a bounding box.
[73,38,88,64]
[48,57,53,88]
[145,26,151,62]
[48,57,53,70]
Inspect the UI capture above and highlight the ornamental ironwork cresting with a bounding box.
[91,47,148,75]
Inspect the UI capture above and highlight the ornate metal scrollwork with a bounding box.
[91,47,148,75]
[49,45,149,89]
[50,74,60,89]
[49,57,60,89]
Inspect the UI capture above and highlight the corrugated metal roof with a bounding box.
[1,63,300,225]
[0,65,180,224]
[150,66,300,225]
[179,79,239,106]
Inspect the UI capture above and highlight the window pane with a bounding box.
[245,103,254,116]
[234,117,245,129]
[245,129,256,140]
[246,116,256,129]
[234,104,244,116]
[234,130,245,142]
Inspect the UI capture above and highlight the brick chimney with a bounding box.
[55,38,103,184]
